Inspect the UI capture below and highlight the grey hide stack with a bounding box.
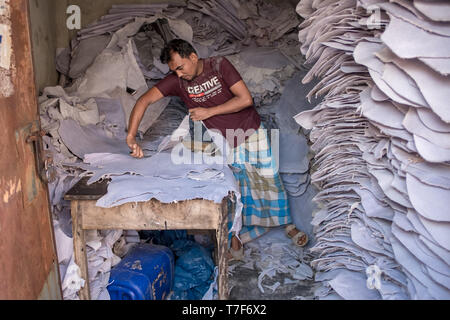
[56,1,304,107]
[294,0,450,300]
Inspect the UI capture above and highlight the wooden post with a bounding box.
[71,201,91,300]
[217,198,229,300]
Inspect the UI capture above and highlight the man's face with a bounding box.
[167,51,199,81]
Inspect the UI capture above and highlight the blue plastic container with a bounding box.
[107,243,174,300]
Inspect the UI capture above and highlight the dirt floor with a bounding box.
[229,262,317,300]
[226,228,318,300]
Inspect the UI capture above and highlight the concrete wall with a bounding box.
[28,0,58,94]
[29,0,185,93]
[289,0,299,8]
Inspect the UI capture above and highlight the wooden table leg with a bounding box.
[216,198,230,300]
[71,200,91,300]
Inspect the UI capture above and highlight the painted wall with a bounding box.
[0,0,62,299]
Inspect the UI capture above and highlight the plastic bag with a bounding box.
[170,240,215,300]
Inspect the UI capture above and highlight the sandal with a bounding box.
[285,224,309,247]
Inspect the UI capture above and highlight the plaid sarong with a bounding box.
[227,125,292,244]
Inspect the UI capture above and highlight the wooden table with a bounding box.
[64,177,231,300]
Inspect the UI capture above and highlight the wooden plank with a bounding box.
[217,198,229,300]
[64,177,109,201]
[79,199,222,230]
[71,201,91,300]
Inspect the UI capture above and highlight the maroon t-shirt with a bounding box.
[155,56,261,147]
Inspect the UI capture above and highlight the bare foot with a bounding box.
[226,236,243,261]
[231,235,242,251]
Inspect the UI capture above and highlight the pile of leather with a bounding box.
[294,0,450,300]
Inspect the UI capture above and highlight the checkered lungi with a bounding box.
[227,125,292,244]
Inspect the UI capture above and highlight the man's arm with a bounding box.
[189,80,253,121]
[127,86,164,158]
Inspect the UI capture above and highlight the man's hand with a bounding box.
[126,135,144,159]
[126,86,164,159]
[189,107,213,121]
[187,81,253,121]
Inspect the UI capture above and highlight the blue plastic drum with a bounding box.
[107,243,174,300]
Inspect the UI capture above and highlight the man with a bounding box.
[127,39,308,260]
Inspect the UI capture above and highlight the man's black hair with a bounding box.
[160,39,197,64]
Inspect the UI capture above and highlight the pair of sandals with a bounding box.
[227,225,309,262]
